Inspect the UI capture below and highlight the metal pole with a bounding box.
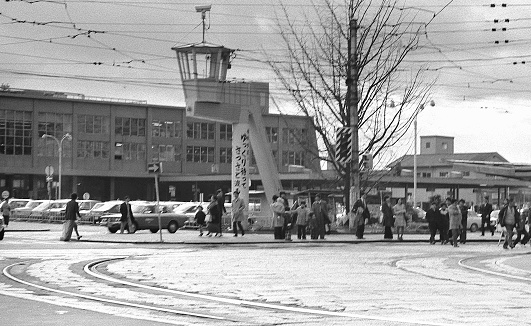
[58,140,62,200]
[413,116,417,208]
[155,173,162,242]
[349,18,360,216]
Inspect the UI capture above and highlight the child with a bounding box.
[194,205,206,236]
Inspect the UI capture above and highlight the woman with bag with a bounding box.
[393,198,406,241]
[206,194,221,237]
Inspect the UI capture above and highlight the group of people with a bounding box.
[424,198,469,247]
[270,192,330,241]
[194,189,228,237]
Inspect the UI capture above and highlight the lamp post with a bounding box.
[42,133,72,199]
[413,100,435,208]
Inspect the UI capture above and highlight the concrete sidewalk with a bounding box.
[6,220,502,244]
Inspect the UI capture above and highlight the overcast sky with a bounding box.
[1,0,530,164]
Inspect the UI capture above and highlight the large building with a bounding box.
[0,88,322,201]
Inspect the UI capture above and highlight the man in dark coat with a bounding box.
[479,196,494,236]
[426,202,442,244]
[60,193,81,241]
[120,196,135,233]
[381,196,394,239]
[353,194,370,239]
[216,189,226,236]
[458,199,468,244]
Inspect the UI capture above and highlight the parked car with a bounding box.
[466,210,482,232]
[105,202,190,234]
[86,200,124,225]
[47,199,101,222]
[8,198,32,209]
[28,200,55,220]
[11,199,45,219]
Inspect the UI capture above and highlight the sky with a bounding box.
[1,0,531,164]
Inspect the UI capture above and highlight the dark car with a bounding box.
[106,202,189,234]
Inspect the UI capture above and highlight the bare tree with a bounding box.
[266,0,437,209]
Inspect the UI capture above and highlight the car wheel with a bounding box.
[470,223,478,232]
[0,228,4,240]
[150,228,159,233]
[108,226,119,233]
[167,221,179,233]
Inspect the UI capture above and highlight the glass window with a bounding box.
[220,124,232,141]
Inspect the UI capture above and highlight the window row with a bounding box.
[78,115,109,134]
[115,117,146,137]
[115,142,146,161]
[77,141,109,159]
[0,109,33,156]
[152,120,182,138]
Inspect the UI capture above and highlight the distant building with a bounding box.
[386,135,530,207]
[0,88,321,201]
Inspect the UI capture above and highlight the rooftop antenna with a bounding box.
[195,4,212,43]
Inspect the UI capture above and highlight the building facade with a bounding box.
[0,89,321,201]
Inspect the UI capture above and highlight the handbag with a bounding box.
[205,214,212,223]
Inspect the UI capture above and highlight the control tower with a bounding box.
[171,9,281,207]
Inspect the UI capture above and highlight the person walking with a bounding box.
[194,205,206,236]
[480,196,494,236]
[1,196,11,227]
[448,198,461,247]
[513,204,529,247]
[271,195,285,240]
[293,200,311,240]
[216,189,226,236]
[458,199,468,244]
[279,191,293,240]
[231,190,245,237]
[439,203,449,245]
[352,194,370,239]
[206,194,222,237]
[393,198,407,241]
[119,196,135,234]
[381,196,394,240]
[426,202,442,244]
[310,194,326,239]
[499,198,518,249]
[60,193,81,241]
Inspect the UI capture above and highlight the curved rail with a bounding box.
[86,257,452,326]
[2,261,227,322]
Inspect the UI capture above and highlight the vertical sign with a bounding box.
[232,123,250,218]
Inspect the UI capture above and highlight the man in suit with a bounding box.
[480,196,493,236]
[120,196,135,233]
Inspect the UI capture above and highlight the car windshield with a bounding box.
[174,203,201,214]
[50,202,68,209]
[93,202,121,213]
[26,201,44,209]
[79,202,96,210]
[132,204,155,214]
[33,201,53,211]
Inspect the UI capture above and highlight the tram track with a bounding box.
[1,256,453,326]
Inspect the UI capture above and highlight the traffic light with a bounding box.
[334,127,353,163]
[361,153,373,170]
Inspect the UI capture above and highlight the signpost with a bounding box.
[148,162,163,242]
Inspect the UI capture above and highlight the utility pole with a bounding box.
[347,18,359,228]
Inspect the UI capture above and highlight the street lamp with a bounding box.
[413,100,435,208]
[42,133,72,199]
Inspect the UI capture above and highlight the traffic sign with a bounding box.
[46,176,53,182]
[1,190,9,199]
[148,162,162,173]
[45,165,54,176]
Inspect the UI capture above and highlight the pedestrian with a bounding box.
[293,200,310,239]
[216,189,226,236]
[279,191,292,240]
[479,196,494,236]
[498,197,518,249]
[1,196,10,227]
[231,190,245,237]
[393,198,407,241]
[439,203,449,245]
[448,198,461,247]
[119,196,135,234]
[426,202,442,244]
[194,205,206,236]
[513,204,529,246]
[381,195,394,240]
[60,193,81,241]
[458,199,468,244]
[206,194,222,237]
[352,194,370,239]
[310,194,326,239]
[271,195,285,240]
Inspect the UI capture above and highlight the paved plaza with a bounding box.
[0,221,530,325]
